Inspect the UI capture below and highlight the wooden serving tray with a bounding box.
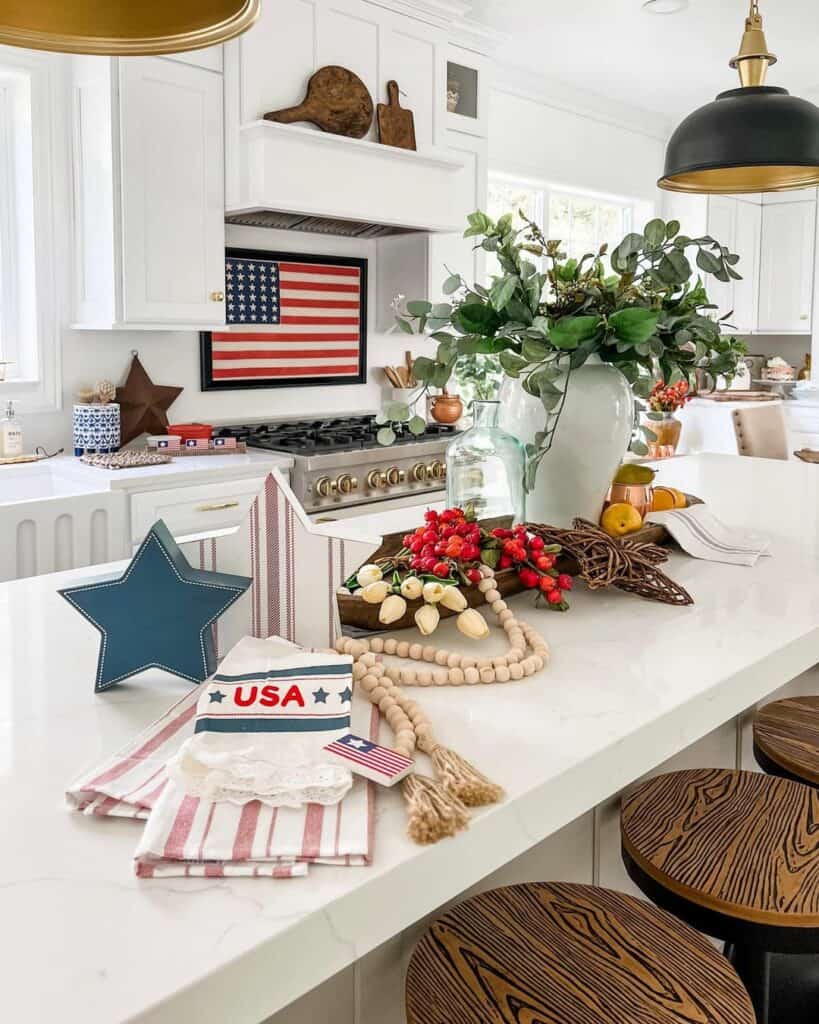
[337,503,701,633]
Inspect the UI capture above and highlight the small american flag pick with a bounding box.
[323,733,414,787]
[185,437,210,450]
[212,436,237,449]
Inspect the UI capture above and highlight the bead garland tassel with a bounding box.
[335,565,550,844]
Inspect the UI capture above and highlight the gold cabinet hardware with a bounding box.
[210,291,225,301]
[196,500,240,512]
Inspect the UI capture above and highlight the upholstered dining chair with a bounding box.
[731,405,789,460]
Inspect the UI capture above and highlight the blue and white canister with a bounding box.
[73,403,121,457]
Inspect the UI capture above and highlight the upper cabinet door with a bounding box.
[758,200,816,333]
[705,196,736,323]
[119,58,225,324]
[730,200,761,336]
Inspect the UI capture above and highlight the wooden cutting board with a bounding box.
[377,80,416,150]
[264,66,373,139]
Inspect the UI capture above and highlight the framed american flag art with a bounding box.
[200,248,368,391]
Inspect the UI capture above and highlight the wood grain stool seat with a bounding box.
[405,881,755,1024]
[621,769,819,1024]
[753,696,819,787]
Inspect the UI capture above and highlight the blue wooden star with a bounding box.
[60,520,251,692]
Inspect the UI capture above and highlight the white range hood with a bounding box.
[226,120,466,237]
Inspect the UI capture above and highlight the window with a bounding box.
[0,47,62,412]
[487,173,651,277]
[0,65,37,382]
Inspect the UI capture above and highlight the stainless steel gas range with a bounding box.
[214,415,457,518]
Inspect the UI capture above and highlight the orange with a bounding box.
[652,486,687,511]
[600,502,643,538]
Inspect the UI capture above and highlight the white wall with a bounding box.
[20,223,419,452]
[488,71,668,204]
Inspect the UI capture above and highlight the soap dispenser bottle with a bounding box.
[0,400,23,457]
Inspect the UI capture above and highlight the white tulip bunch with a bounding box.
[349,562,489,639]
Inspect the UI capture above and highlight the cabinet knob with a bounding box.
[210,291,225,302]
[800,314,809,320]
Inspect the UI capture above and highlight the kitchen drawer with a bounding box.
[130,477,267,546]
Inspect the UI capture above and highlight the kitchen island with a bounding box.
[2,453,819,1024]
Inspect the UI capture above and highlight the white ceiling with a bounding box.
[469,0,819,122]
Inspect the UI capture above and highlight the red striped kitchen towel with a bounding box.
[66,641,377,878]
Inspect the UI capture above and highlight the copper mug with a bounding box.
[607,482,654,518]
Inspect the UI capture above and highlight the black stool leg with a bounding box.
[728,945,771,1024]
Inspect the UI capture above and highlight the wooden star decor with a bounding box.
[531,518,694,606]
[115,353,183,445]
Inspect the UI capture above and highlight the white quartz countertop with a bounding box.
[4,454,819,1024]
[0,449,292,504]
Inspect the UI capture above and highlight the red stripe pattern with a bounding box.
[213,256,364,382]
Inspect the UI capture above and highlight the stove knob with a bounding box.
[366,469,384,490]
[427,460,446,480]
[410,462,427,482]
[384,466,404,486]
[315,476,336,497]
[336,474,358,494]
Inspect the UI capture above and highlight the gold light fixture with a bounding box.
[0,0,260,56]
[659,1,819,194]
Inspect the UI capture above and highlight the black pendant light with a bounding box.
[659,1,819,194]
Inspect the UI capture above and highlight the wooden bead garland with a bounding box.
[336,565,550,687]
[333,565,548,843]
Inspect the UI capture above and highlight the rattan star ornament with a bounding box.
[531,518,694,606]
[115,353,183,445]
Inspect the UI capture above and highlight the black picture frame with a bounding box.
[200,247,368,392]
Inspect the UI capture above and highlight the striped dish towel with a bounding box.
[166,637,355,808]
[66,640,377,878]
[647,504,771,566]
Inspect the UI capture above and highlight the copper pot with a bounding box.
[607,482,655,518]
[430,393,463,424]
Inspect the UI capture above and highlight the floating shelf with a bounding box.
[228,120,466,236]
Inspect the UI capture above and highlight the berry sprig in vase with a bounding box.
[644,380,691,458]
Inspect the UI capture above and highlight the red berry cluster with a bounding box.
[490,525,572,610]
[401,508,483,584]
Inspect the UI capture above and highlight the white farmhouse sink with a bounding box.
[0,461,128,580]
[0,461,107,505]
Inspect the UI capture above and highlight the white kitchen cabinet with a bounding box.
[706,196,760,334]
[758,200,816,333]
[71,56,226,330]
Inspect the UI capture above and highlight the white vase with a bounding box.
[498,355,633,527]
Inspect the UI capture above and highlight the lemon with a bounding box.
[600,502,643,537]
[613,463,656,486]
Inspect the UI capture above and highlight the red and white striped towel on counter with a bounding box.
[66,638,377,878]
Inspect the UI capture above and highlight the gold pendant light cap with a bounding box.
[0,0,260,56]
[729,4,777,87]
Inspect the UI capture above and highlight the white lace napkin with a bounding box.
[647,504,771,567]
[166,636,355,807]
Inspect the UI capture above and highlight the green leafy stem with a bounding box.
[380,212,747,489]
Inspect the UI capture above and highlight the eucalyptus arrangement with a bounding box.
[379,211,747,491]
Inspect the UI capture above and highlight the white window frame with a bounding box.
[0,47,66,414]
[487,170,654,274]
